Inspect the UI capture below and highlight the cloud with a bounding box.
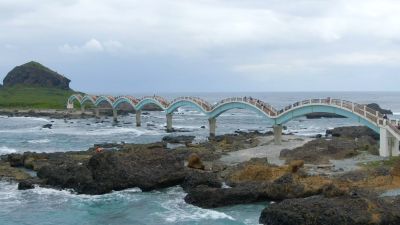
[59,38,122,54]
[1,0,400,91]
[233,51,400,75]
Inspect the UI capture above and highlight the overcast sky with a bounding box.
[1,0,400,93]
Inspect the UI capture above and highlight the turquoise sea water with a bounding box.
[0,92,399,225]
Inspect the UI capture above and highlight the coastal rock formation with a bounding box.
[187,153,205,170]
[326,126,379,140]
[367,103,393,115]
[306,112,345,119]
[36,143,186,194]
[162,135,195,144]
[259,192,400,225]
[181,169,222,191]
[280,138,361,164]
[3,61,71,90]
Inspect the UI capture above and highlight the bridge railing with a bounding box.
[139,96,170,108]
[170,96,212,111]
[213,97,277,116]
[71,95,389,127]
[276,98,384,125]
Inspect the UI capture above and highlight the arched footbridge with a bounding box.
[67,95,400,157]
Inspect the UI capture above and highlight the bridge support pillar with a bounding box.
[273,125,283,145]
[393,137,400,157]
[136,110,141,127]
[112,109,118,122]
[380,127,390,157]
[166,113,173,132]
[81,105,85,113]
[67,103,74,112]
[94,108,100,118]
[209,118,216,138]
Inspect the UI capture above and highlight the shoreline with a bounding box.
[1,114,400,224]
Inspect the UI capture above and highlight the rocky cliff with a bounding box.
[3,61,71,90]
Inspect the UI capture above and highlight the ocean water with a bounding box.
[0,92,399,225]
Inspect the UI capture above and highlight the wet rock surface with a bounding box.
[327,126,379,140]
[162,135,195,144]
[259,191,400,225]
[1,127,400,225]
[280,138,361,164]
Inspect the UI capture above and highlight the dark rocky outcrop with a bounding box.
[3,61,71,89]
[181,170,222,191]
[306,112,345,119]
[42,124,52,129]
[162,135,195,144]
[35,143,186,194]
[326,126,379,140]
[367,103,392,115]
[280,138,361,164]
[259,192,400,225]
[184,183,269,208]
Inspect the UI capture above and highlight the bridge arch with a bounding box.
[275,104,380,133]
[94,96,114,108]
[68,94,82,105]
[112,96,137,110]
[136,98,166,111]
[209,100,275,123]
[80,95,97,107]
[166,99,208,114]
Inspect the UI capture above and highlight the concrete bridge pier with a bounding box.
[81,105,85,113]
[94,108,100,118]
[209,118,216,138]
[273,125,283,145]
[112,109,118,122]
[136,110,141,127]
[379,127,400,157]
[67,103,74,112]
[166,113,173,132]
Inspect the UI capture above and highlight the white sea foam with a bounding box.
[0,146,17,155]
[48,127,153,136]
[10,117,50,122]
[28,139,50,144]
[158,187,235,223]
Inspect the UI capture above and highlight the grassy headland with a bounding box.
[0,86,76,109]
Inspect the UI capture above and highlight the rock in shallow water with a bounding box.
[259,191,400,225]
[36,143,186,194]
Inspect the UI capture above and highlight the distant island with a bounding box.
[0,61,77,109]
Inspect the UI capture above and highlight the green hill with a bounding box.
[0,61,79,109]
[0,86,75,109]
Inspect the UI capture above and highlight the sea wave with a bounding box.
[27,139,51,144]
[0,146,17,155]
[159,187,235,223]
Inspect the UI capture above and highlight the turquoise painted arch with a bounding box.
[208,101,275,123]
[112,97,137,110]
[135,98,166,111]
[94,96,114,107]
[80,95,97,106]
[166,100,208,114]
[68,94,82,105]
[275,104,380,133]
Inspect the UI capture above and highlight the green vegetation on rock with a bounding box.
[0,61,81,109]
[359,156,400,169]
[0,86,75,109]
